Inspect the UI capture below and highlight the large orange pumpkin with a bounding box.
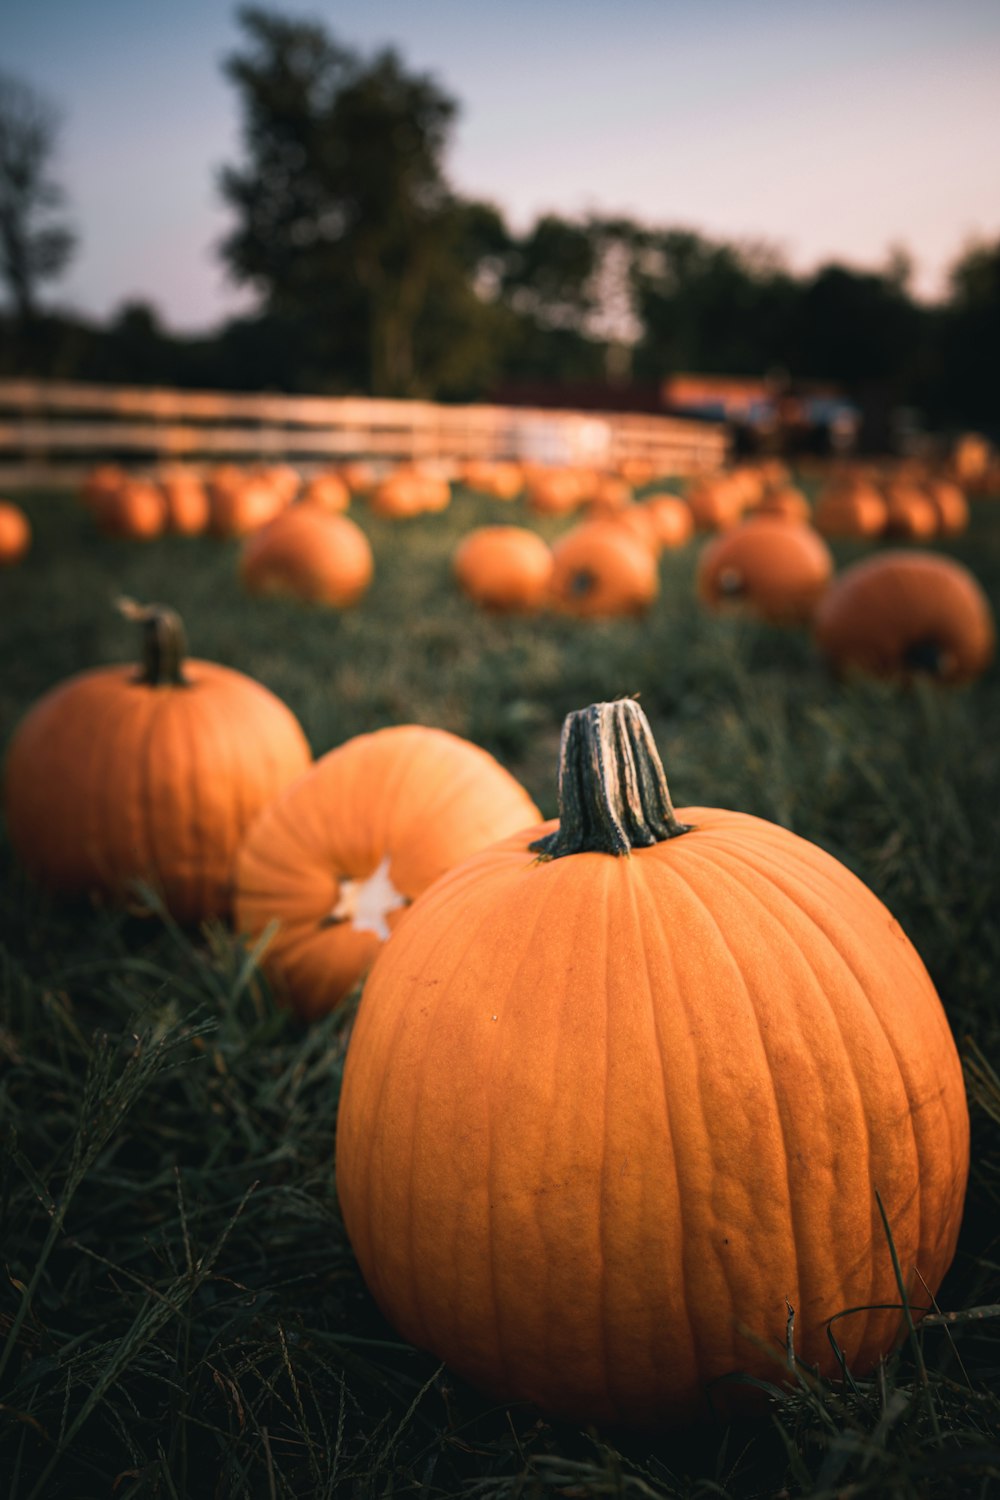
[813,552,995,683]
[697,517,833,624]
[453,526,553,611]
[3,603,312,923]
[234,726,540,1019]
[240,507,373,608]
[0,501,31,564]
[549,522,658,617]
[336,699,969,1428]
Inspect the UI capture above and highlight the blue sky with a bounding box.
[4,0,999,329]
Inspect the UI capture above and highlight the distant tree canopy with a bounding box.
[0,72,76,325]
[4,9,998,439]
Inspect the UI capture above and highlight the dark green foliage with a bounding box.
[2,487,1000,1497]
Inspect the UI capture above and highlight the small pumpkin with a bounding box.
[0,500,31,564]
[3,602,312,922]
[99,479,167,540]
[240,507,373,608]
[527,470,582,516]
[585,475,633,514]
[369,471,425,519]
[814,479,887,538]
[453,526,553,611]
[813,551,995,683]
[921,480,969,537]
[158,471,210,535]
[548,521,659,617]
[881,484,938,541]
[697,517,833,624]
[234,725,540,1019]
[336,698,968,1428]
[685,476,744,531]
[756,485,811,524]
[300,472,351,513]
[645,493,695,549]
[209,475,287,537]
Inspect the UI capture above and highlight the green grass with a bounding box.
[2,485,1000,1498]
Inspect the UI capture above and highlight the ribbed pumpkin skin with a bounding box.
[240,508,373,607]
[234,726,540,1019]
[453,526,553,611]
[814,552,995,682]
[698,518,833,623]
[5,664,311,923]
[336,810,969,1428]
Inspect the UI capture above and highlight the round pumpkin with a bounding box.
[585,475,633,514]
[881,485,938,541]
[234,725,540,1019]
[3,603,312,923]
[300,472,351,513]
[527,470,581,516]
[697,517,833,624]
[0,500,31,564]
[98,479,167,540]
[158,471,210,535]
[548,522,659,617]
[209,475,287,537]
[339,461,375,496]
[756,485,811,525]
[645,493,695,549]
[369,471,425,519]
[240,507,373,608]
[814,480,887,539]
[336,699,969,1428]
[921,481,969,537]
[813,551,995,683]
[453,526,553,612]
[685,476,744,531]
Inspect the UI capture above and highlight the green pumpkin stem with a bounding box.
[530,699,694,860]
[117,597,191,687]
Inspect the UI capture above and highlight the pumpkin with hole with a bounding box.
[548,521,659,617]
[234,725,540,1020]
[0,501,31,564]
[453,526,553,612]
[813,551,995,683]
[697,517,833,624]
[3,603,312,923]
[335,698,969,1429]
[240,507,373,608]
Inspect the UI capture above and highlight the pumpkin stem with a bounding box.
[117,597,191,687]
[530,698,694,860]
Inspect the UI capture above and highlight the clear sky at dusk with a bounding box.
[4,0,999,330]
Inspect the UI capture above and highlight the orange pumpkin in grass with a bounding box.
[300,471,351,513]
[549,521,659,617]
[81,465,126,517]
[602,505,662,555]
[685,476,744,531]
[585,475,633,514]
[234,725,540,1019]
[3,603,312,923]
[697,518,833,624]
[814,552,995,684]
[158,472,210,535]
[756,485,811,524]
[453,526,553,612]
[370,471,424,519]
[98,479,167,540]
[335,698,969,1428]
[209,475,287,537]
[241,507,373,608]
[814,479,887,539]
[881,485,938,541]
[645,493,695,549]
[527,469,581,516]
[921,481,969,537]
[0,501,31,564]
[339,461,375,495]
[617,456,657,487]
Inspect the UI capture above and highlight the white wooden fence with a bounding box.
[0,380,727,488]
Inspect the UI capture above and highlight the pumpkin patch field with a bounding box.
[2,478,1000,1498]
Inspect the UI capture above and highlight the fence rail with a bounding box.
[0,380,727,489]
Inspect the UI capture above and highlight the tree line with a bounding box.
[1,6,998,437]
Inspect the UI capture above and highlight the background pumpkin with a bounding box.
[813,551,996,682]
[548,520,659,617]
[336,699,969,1429]
[240,507,374,607]
[3,602,312,923]
[697,516,833,623]
[0,500,31,564]
[234,724,540,1019]
[453,525,553,611]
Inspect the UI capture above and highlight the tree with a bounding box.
[220,8,479,396]
[0,73,76,323]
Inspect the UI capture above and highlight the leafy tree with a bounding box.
[0,72,76,324]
